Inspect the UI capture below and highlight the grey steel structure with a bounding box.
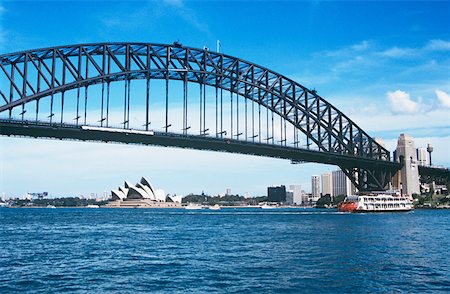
[418,166,450,186]
[0,42,403,191]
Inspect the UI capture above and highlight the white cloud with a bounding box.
[435,90,450,108]
[378,47,416,58]
[387,90,420,114]
[351,40,371,51]
[332,55,366,73]
[425,39,450,51]
[322,40,372,58]
[379,39,450,58]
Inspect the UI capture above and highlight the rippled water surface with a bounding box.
[0,208,449,293]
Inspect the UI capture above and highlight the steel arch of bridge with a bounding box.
[0,42,401,191]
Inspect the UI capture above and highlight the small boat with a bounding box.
[209,204,220,210]
[260,204,276,209]
[86,204,100,208]
[185,204,203,210]
[338,192,413,213]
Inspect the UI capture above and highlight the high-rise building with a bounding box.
[332,170,356,196]
[321,172,333,196]
[300,190,308,205]
[289,184,303,205]
[311,175,320,201]
[395,134,420,196]
[417,147,428,166]
[267,185,286,203]
[225,188,231,196]
[285,190,294,205]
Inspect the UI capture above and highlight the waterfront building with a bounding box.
[417,147,428,166]
[332,170,356,196]
[289,184,303,205]
[311,175,320,202]
[394,134,420,196]
[321,172,333,197]
[109,177,181,208]
[268,185,286,203]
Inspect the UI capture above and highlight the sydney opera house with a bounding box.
[107,177,182,208]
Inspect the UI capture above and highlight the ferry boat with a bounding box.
[338,192,413,213]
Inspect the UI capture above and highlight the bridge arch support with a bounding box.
[0,42,400,191]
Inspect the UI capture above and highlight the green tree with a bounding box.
[316,195,331,208]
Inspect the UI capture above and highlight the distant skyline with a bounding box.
[0,0,449,197]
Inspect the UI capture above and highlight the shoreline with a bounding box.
[3,204,449,210]
[4,205,316,209]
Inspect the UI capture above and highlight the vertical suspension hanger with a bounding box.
[75,47,81,126]
[36,59,41,122]
[165,46,170,132]
[126,44,131,129]
[61,50,66,125]
[49,48,56,124]
[145,44,151,131]
[106,47,111,128]
[84,48,89,125]
[21,53,28,122]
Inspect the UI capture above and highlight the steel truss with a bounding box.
[418,166,450,186]
[0,42,399,191]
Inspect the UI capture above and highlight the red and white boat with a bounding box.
[338,192,414,213]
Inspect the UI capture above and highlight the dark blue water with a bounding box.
[0,208,449,293]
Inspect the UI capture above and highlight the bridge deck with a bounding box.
[1,120,401,171]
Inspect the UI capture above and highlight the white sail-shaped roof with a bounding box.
[127,186,150,199]
[170,195,183,203]
[140,177,156,195]
[111,190,126,200]
[118,186,129,195]
[136,183,156,200]
[154,189,166,202]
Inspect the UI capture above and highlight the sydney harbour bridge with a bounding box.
[0,42,447,191]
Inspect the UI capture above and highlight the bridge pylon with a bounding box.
[339,164,400,192]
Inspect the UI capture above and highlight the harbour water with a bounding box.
[1,208,449,293]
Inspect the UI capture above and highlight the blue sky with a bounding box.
[0,0,449,197]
